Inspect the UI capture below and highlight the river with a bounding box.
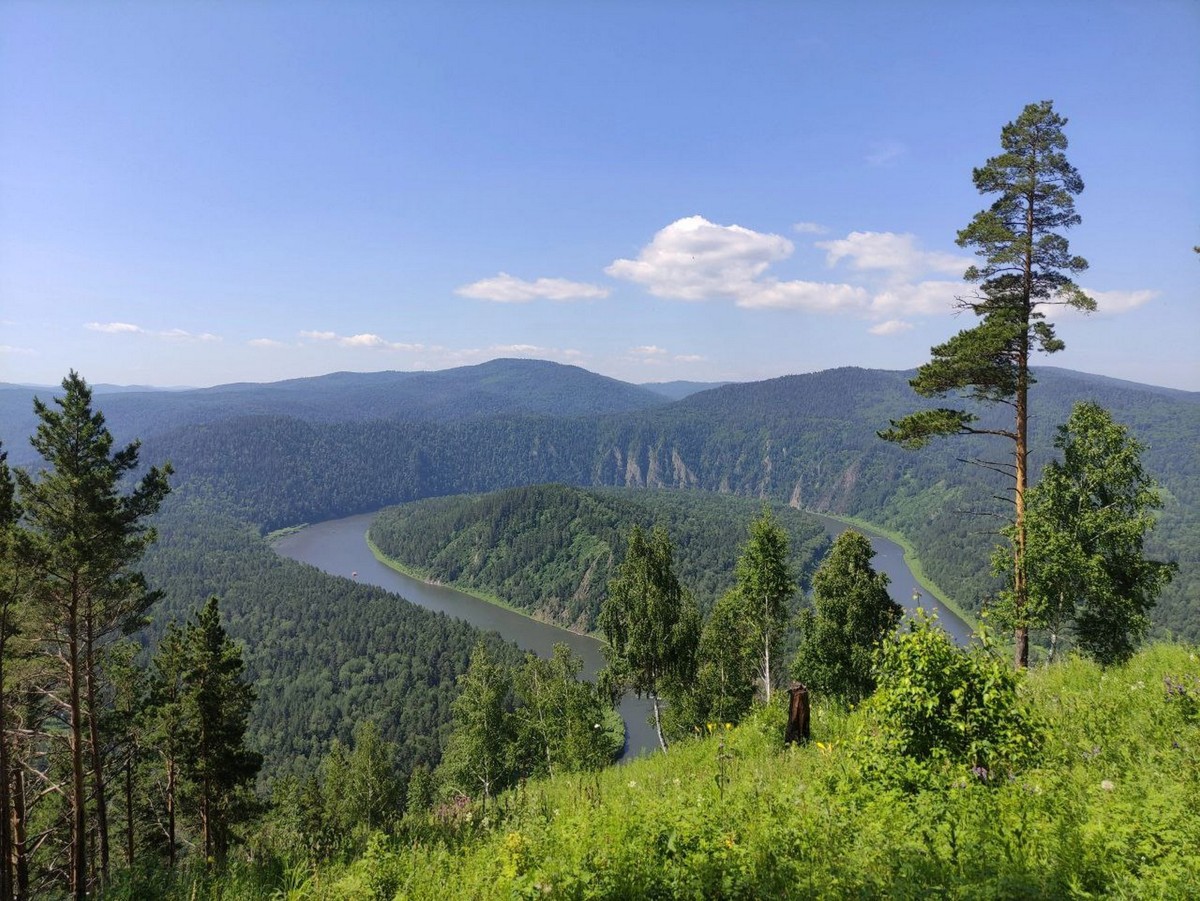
[273,508,972,759]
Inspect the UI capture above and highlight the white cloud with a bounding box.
[673,354,705,363]
[737,280,869,312]
[631,345,669,356]
[870,280,961,317]
[457,272,609,303]
[86,322,220,341]
[87,321,143,334]
[607,215,794,301]
[1079,288,1158,316]
[865,140,906,167]
[792,221,828,234]
[160,328,220,342]
[298,330,423,351]
[869,319,915,336]
[607,216,867,314]
[248,338,286,348]
[0,345,35,355]
[818,232,967,279]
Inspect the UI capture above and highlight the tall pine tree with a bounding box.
[880,101,1093,667]
[16,372,171,896]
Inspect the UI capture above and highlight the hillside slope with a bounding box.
[368,485,830,631]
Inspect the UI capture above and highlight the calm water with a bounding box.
[273,507,972,759]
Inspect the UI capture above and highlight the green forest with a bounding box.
[367,485,830,632]
[0,99,1196,899]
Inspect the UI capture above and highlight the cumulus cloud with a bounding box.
[818,232,967,279]
[86,322,219,341]
[607,216,868,314]
[607,215,793,301]
[299,330,423,351]
[869,319,915,336]
[457,272,609,303]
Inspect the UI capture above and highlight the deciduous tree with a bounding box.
[598,526,699,752]
[734,508,796,703]
[1004,402,1176,665]
[880,101,1094,667]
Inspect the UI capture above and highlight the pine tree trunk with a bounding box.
[165,756,176,869]
[1013,161,1036,670]
[762,611,771,704]
[67,599,88,900]
[124,751,134,868]
[84,626,110,886]
[0,680,12,901]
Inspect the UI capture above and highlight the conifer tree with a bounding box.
[179,596,261,863]
[793,531,901,705]
[880,101,1094,667]
[16,372,171,896]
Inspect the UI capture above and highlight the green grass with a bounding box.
[147,643,1199,899]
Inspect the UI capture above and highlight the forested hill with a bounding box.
[128,364,1198,640]
[6,361,1195,638]
[139,498,523,779]
[368,485,830,632]
[0,358,668,464]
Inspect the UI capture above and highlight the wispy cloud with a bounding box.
[248,338,287,348]
[457,272,609,303]
[792,221,828,235]
[86,322,220,341]
[0,345,36,355]
[299,330,423,351]
[629,345,704,365]
[869,319,914,336]
[865,140,906,167]
[818,232,967,280]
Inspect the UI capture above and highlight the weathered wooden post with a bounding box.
[784,681,810,745]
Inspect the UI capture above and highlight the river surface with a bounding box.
[273,509,972,759]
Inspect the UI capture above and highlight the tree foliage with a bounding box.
[598,526,700,752]
[880,101,1094,667]
[1000,402,1176,665]
[792,530,901,704]
[733,507,796,703]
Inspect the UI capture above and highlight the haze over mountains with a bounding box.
[2,358,1196,640]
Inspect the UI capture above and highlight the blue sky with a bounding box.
[2,1,1198,389]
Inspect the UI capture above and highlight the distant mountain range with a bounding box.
[3,358,1196,641]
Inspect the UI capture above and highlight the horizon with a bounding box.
[3,357,1194,397]
[2,2,1198,390]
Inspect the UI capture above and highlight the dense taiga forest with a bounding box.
[0,359,1196,898]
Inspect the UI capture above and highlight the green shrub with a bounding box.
[856,612,1042,789]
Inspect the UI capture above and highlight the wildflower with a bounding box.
[627,780,637,789]
[971,766,990,783]
[1100,779,1115,792]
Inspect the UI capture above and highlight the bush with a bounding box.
[856,612,1042,789]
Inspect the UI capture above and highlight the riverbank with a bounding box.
[365,533,599,639]
[805,509,979,632]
